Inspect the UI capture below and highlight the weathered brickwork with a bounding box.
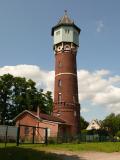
[53,48,80,135]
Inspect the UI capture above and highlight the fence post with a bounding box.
[45,128,48,145]
[32,127,35,144]
[17,125,20,146]
[5,125,8,148]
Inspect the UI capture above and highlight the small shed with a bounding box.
[14,110,70,142]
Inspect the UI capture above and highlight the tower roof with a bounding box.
[57,10,74,25]
[51,11,81,35]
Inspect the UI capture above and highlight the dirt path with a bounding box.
[49,150,120,160]
[79,151,120,160]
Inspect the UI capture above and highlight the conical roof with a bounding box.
[51,11,81,36]
[57,10,74,25]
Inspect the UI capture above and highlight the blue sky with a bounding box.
[0,0,120,121]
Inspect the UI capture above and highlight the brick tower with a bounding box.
[52,11,81,136]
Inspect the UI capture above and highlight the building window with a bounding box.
[57,46,61,51]
[64,45,71,51]
[58,93,62,103]
[58,80,62,87]
[74,30,78,36]
[65,29,70,34]
[73,96,75,102]
[58,61,62,67]
[24,127,29,135]
[56,30,60,35]
[74,111,77,117]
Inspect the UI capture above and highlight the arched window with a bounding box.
[58,93,62,103]
[58,61,62,68]
[58,80,62,87]
[64,45,70,51]
[74,111,77,117]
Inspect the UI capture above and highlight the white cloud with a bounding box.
[96,20,104,33]
[78,69,120,114]
[0,65,54,92]
[81,108,90,113]
[0,65,120,114]
[108,75,120,85]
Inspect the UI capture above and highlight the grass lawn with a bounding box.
[22,142,120,153]
[44,142,120,153]
[0,142,120,160]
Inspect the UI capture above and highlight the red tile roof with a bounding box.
[31,111,66,123]
[14,110,66,124]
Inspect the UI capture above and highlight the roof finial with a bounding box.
[64,10,67,15]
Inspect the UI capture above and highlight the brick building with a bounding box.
[14,109,67,142]
[14,12,81,139]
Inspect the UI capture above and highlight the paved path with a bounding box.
[50,150,120,160]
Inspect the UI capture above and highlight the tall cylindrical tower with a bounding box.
[52,11,81,135]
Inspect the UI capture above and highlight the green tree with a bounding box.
[0,74,14,124]
[80,116,89,130]
[0,74,53,124]
[32,90,53,114]
[44,91,53,114]
[10,77,37,119]
[102,113,120,137]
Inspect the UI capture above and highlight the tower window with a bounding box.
[56,30,60,35]
[58,61,62,67]
[65,29,70,34]
[58,93,62,103]
[74,30,78,36]
[64,45,70,51]
[73,96,75,103]
[58,80,62,87]
[74,111,77,117]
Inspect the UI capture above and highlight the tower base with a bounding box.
[53,102,80,136]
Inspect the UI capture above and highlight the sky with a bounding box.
[0,0,120,121]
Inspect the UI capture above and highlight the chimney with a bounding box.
[37,106,40,117]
